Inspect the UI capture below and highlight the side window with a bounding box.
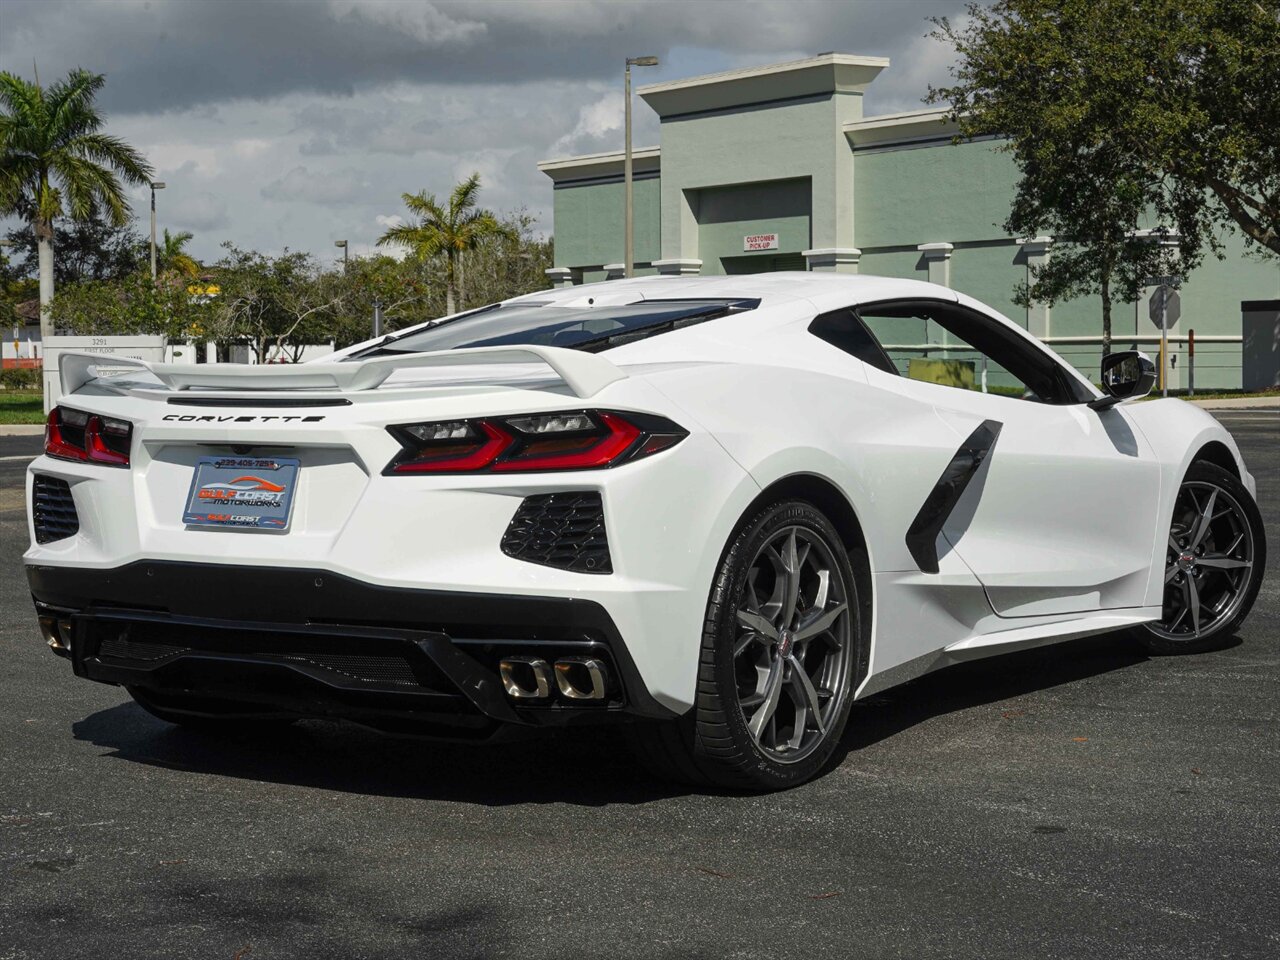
[855,301,1079,404]
[808,308,898,375]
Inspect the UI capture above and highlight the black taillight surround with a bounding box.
[384,409,688,475]
[45,406,133,467]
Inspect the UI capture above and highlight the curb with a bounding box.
[0,425,45,436]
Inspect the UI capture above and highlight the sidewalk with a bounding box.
[0,424,44,436]
[1186,396,1280,410]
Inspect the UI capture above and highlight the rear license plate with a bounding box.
[182,456,301,531]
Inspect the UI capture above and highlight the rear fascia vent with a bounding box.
[32,475,79,544]
[501,492,611,574]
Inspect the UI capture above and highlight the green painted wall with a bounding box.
[950,242,1025,328]
[695,178,811,276]
[658,92,862,259]
[551,175,660,269]
[856,249,918,281]
[855,140,1015,248]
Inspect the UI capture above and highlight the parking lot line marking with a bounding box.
[0,455,37,462]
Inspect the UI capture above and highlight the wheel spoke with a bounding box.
[1189,488,1218,549]
[1197,556,1251,570]
[747,661,785,741]
[780,530,801,628]
[796,601,848,644]
[812,568,830,611]
[1168,533,1181,554]
[788,654,826,735]
[1164,563,1179,584]
[736,609,778,640]
[1184,576,1201,635]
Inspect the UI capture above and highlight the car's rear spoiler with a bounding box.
[58,345,629,400]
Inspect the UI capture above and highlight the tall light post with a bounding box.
[335,239,348,273]
[149,181,166,279]
[624,56,659,278]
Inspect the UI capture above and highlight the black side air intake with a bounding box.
[501,492,612,574]
[32,475,79,544]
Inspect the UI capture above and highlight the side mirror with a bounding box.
[1089,351,1156,411]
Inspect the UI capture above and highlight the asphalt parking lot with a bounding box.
[1,412,1277,960]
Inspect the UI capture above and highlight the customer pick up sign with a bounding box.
[744,233,779,252]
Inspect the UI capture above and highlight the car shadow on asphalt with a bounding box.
[832,630,1230,761]
[71,630,1230,805]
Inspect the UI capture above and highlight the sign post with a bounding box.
[1146,275,1182,397]
[1188,328,1195,397]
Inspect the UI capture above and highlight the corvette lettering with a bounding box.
[161,414,326,422]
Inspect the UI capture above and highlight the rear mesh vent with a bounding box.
[32,475,79,544]
[501,492,611,574]
[282,653,420,687]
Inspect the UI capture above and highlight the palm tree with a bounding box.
[158,228,200,278]
[377,172,512,315]
[0,68,152,340]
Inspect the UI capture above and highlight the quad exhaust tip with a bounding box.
[499,657,552,699]
[553,657,608,701]
[38,615,72,652]
[498,656,609,702]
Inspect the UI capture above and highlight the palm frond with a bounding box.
[449,173,483,216]
[66,132,153,184]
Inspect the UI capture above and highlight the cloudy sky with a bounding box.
[0,0,968,267]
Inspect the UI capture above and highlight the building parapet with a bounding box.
[845,108,958,150]
[638,53,888,118]
[537,146,660,184]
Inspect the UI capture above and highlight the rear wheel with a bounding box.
[628,500,863,791]
[1137,461,1266,655]
[128,687,296,732]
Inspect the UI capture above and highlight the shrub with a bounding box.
[0,367,41,390]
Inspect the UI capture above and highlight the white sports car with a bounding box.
[26,274,1266,790]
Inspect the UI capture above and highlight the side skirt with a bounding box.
[856,609,1160,698]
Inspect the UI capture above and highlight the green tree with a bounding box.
[458,208,553,311]
[929,0,1227,354]
[157,228,200,278]
[1148,0,1280,257]
[211,245,346,362]
[4,210,146,285]
[376,172,513,315]
[0,68,153,341]
[327,254,431,349]
[48,271,210,342]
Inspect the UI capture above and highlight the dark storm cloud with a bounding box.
[0,0,961,115]
[0,0,970,262]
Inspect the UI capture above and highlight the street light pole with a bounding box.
[335,239,348,273]
[624,56,659,279]
[149,181,166,279]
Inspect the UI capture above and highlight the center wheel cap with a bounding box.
[778,629,795,659]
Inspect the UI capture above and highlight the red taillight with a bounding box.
[385,410,686,475]
[45,407,132,467]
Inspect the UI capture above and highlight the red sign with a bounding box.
[744,233,779,252]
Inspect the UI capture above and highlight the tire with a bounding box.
[1136,460,1267,655]
[128,687,296,732]
[628,499,865,791]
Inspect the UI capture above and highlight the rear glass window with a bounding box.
[351,299,758,357]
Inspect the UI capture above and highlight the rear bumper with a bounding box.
[27,560,676,737]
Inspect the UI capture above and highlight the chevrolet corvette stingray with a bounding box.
[26,273,1265,790]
